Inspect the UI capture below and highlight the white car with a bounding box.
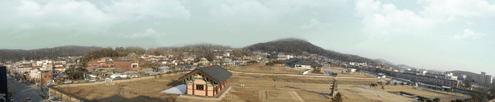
[63,80,72,84]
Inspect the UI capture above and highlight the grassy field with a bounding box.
[54,66,469,102]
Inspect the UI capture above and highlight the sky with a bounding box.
[1,0,494,75]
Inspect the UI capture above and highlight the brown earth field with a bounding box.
[54,66,469,102]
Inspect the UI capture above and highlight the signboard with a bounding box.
[0,66,8,101]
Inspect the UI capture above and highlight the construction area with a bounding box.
[52,65,470,102]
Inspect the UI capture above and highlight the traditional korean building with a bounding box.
[178,66,232,97]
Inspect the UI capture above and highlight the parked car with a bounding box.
[26,97,31,102]
[63,80,72,84]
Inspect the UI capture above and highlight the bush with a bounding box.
[370,83,377,87]
[247,60,258,64]
[333,92,343,102]
[433,98,440,102]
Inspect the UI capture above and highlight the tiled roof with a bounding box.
[179,66,232,83]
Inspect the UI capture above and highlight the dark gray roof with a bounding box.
[279,59,299,64]
[179,66,232,83]
[294,61,322,67]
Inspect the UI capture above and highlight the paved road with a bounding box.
[7,77,48,102]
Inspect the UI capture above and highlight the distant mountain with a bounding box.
[396,64,414,69]
[244,38,378,64]
[374,59,394,65]
[0,46,100,62]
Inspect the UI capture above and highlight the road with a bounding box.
[7,76,48,102]
[229,70,377,80]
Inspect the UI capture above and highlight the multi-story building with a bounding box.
[387,71,461,88]
[491,76,494,85]
[479,72,492,86]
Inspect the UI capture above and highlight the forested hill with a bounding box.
[0,46,100,62]
[244,38,378,64]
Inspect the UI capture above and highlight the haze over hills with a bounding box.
[374,58,395,65]
[244,38,379,64]
[0,46,100,62]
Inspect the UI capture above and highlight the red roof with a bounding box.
[101,64,113,66]
[87,68,93,71]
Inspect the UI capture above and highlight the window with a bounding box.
[196,85,204,90]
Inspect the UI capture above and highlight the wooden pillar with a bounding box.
[219,83,222,91]
[185,81,188,94]
[192,82,195,95]
[206,84,208,97]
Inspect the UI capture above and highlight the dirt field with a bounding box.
[54,66,469,102]
[54,74,183,102]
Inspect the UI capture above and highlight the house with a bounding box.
[114,60,139,71]
[183,65,192,69]
[28,68,53,84]
[223,52,230,57]
[97,57,112,63]
[178,66,232,97]
[347,68,357,73]
[157,66,171,73]
[41,71,53,84]
[291,61,322,70]
[28,67,41,80]
[53,66,67,73]
[53,73,68,82]
[279,59,299,66]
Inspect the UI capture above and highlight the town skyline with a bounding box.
[1,0,495,81]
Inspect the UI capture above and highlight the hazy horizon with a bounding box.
[1,0,494,76]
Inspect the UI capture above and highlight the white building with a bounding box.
[28,68,41,80]
[421,70,428,76]
[491,76,494,85]
[223,52,230,57]
[14,67,32,74]
[445,72,458,80]
[348,68,357,73]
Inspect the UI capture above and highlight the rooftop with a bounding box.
[179,66,232,83]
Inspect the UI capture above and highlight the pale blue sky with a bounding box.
[1,0,494,75]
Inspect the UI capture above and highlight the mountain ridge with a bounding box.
[0,45,101,62]
[244,38,379,64]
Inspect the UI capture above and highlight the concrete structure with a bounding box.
[178,66,232,97]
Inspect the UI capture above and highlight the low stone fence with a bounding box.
[48,87,86,102]
[56,72,188,87]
